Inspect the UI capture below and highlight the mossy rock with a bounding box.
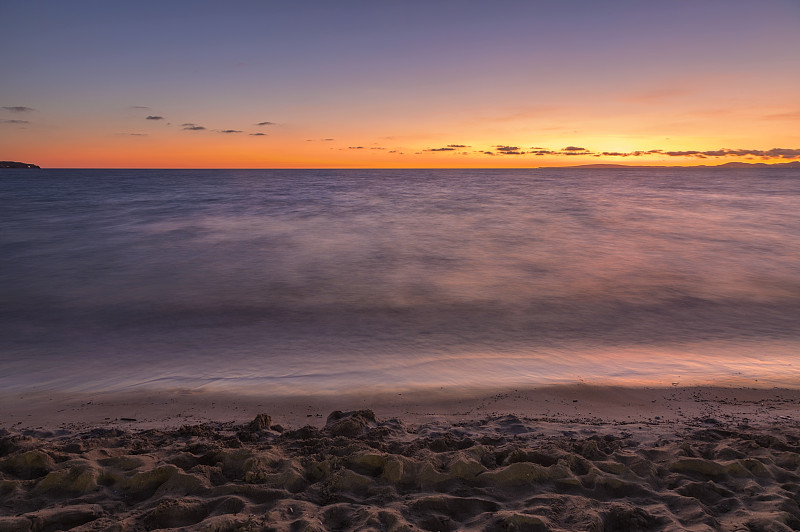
[669,458,727,479]
[735,458,772,478]
[0,517,32,532]
[27,504,103,531]
[33,461,98,496]
[775,452,800,470]
[349,452,390,476]
[325,410,376,437]
[330,469,374,493]
[124,465,181,498]
[144,498,210,530]
[596,460,627,475]
[155,470,209,498]
[381,457,404,485]
[628,458,658,478]
[219,449,257,479]
[0,479,19,497]
[489,512,550,532]
[448,456,487,479]
[593,475,641,496]
[410,495,500,521]
[0,451,54,479]
[306,459,334,482]
[561,454,593,476]
[288,517,326,532]
[98,455,145,471]
[241,456,273,483]
[416,461,454,487]
[195,514,260,532]
[477,462,567,487]
[262,469,307,493]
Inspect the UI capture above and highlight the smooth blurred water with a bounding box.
[1,168,799,393]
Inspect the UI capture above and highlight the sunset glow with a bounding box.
[2,1,799,168]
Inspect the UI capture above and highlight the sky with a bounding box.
[1,0,799,168]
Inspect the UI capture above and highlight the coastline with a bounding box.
[3,385,800,530]
[3,384,800,433]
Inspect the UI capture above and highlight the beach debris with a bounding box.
[325,409,377,437]
[247,413,272,432]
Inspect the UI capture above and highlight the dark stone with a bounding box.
[247,414,272,432]
[325,410,377,438]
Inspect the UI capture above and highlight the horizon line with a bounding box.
[9,162,799,170]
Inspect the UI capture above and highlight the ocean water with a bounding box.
[1,168,799,394]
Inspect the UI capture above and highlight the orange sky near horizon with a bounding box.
[2,1,799,168]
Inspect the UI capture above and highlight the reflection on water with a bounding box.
[1,168,799,393]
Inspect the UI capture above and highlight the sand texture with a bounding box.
[2,390,800,531]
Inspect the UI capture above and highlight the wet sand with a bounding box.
[2,385,800,531]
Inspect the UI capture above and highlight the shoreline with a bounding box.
[3,385,800,530]
[0,385,800,532]
[3,384,799,432]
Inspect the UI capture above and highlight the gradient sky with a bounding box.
[2,0,799,168]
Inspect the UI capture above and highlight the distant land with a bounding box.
[558,161,800,169]
[0,161,40,168]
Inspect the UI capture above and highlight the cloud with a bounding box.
[127,133,148,136]
[588,147,798,159]
[653,148,800,159]
[181,123,206,131]
[323,138,335,141]
[426,147,456,152]
[128,105,150,110]
[447,144,469,148]
[348,146,364,149]
[219,129,242,133]
[531,150,556,155]
[256,121,275,126]
[249,132,266,136]
[766,148,800,158]
[370,147,386,150]
[725,149,765,156]
[146,115,164,120]
[663,151,700,156]
[482,151,495,156]
[1,119,29,124]
[562,146,588,151]
[2,106,34,112]
[495,145,525,155]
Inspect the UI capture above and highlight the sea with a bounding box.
[1,168,799,395]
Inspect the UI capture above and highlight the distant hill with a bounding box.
[0,161,40,168]
[559,161,800,169]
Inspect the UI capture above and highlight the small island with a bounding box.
[0,161,40,168]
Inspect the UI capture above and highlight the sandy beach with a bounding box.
[2,385,800,531]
